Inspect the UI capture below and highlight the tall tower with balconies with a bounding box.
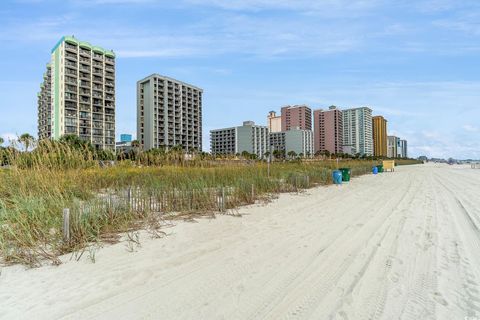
[137,74,203,152]
[37,36,116,150]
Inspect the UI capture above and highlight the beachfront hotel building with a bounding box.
[137,74,203,152]
[398,139,408,158]
[372,115,388,157]
[210,121,269,159]
[38,64,52,140]
[281,105,312,131]
[267,111,282,133]
[37,36,116,150]
[387,136,399,158]
[270,129,314,158]
[313,106,343,155]
[342,107,373,156]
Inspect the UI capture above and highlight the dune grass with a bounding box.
[0,145,421,267]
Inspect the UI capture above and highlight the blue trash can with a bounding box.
[372,166,378,175]
[332,170,343,184]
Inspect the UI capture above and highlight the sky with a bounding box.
[0,0,479,159]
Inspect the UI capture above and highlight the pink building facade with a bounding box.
[281,105,312,131]
[313,106,343,155]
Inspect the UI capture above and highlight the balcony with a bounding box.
[79,57,91,64]
[65,93,77,102]
[79,73,90,80]
[79,49,91,57]
[93,76,103,84]
[79,81,91,88]
[92,68,103,76]
[80,89,91,96]
[65,53,77,61]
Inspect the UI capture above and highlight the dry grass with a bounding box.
[0,144,422,267]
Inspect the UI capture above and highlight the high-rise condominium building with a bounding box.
[342,107,373,156]
[38,64,52,140]
[313,106,343,155]
[387,136,399,158]
[281,105,312,131]
[372,115,388,157]
[210,121,269,159]
[270,129,314,158]
[137,74,202,151]
[398,139,408,158]
[37,36,116,149]
[267,111,282,133]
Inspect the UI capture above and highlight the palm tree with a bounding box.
[131,140,140,149]
[287,150,297,159]
[19,133,34,152]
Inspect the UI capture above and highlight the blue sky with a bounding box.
[0,0,479,159]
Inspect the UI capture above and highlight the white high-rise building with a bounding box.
[270,129,314,158]
[342,107,373,156]
[38,36,116,150]
[210,121,269,159]
[387,136,399,158]
[398,139,408,158]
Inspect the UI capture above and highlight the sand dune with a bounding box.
[1,163,480,319]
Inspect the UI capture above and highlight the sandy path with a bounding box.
[1,164,480,320]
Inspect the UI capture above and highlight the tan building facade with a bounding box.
[267,111,282,133]
[373,115,388,157]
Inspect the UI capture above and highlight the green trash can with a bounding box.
[377,164,384,173]
[339,168,351,182]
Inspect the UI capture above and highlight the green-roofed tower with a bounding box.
[38,36,116,150]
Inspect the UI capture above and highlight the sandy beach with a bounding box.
[1,163,479,320]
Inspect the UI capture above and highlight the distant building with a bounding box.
[387,136,399,158]
[281,105,312,131]
[120,134,132,142]
[210,121,269,159]
[37,35,116,150]
[137,74,202,152]
[372,116,388,157]
[116,141,132,153]
[270,128,314,158]
[398,139,408,158]
[267,111,282,133]
[342,107,373,156]
[313,106,343,155]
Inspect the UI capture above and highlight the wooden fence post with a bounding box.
[251,184,255,202]
[63,208,70,243]
[222,187,225,212]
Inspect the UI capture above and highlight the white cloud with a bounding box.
[0,133,18,145]
[463,124,479,133]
